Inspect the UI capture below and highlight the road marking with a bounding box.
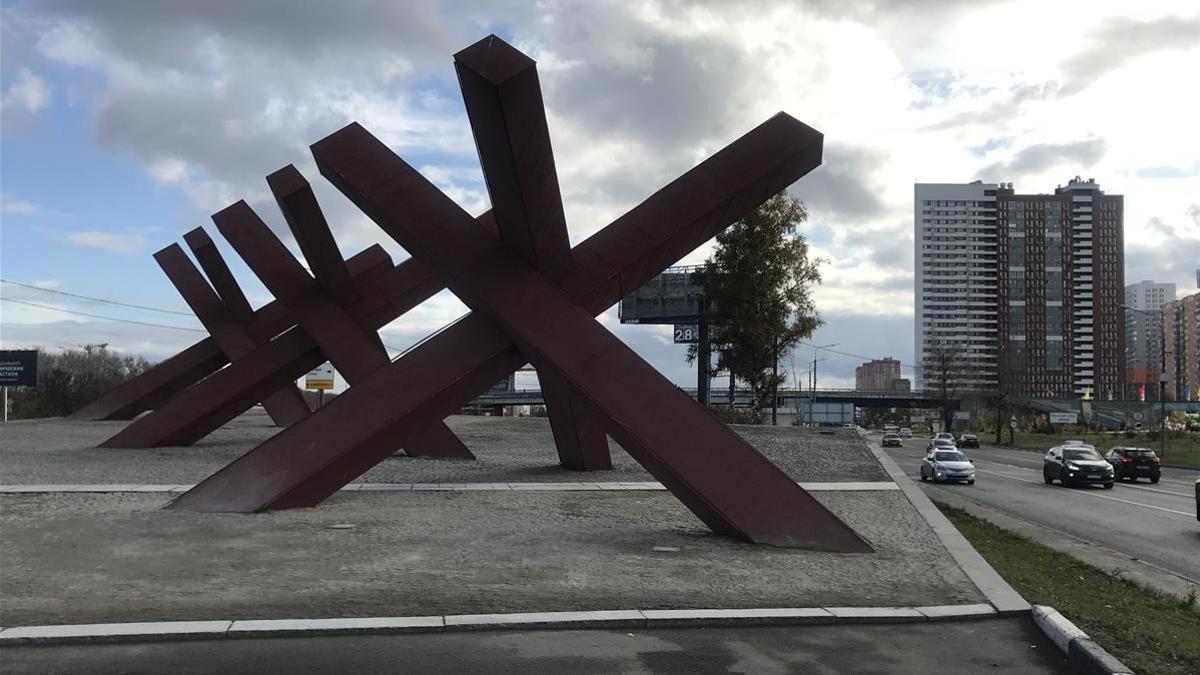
[929,488,1200,589]
[971,468,1196,518]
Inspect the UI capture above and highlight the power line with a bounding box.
[796,340,919,372]
[1,297,206,333]
[0,279,194,316]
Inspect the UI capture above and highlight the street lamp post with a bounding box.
[1160,371,1168,458]
[811,343,838,427]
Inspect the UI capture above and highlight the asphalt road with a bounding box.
[878,434,1200,598]
[0,620,1070,674]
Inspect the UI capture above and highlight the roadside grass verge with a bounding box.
[937,502,1200,675]
[990,430,1200,468]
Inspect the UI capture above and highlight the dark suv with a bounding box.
[1104,447,1161,483]
[1043,443,1114,489]
[958,433,979,448]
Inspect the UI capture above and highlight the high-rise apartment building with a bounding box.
[914,177,1125,398]
[855,358,902,391]
[1124,280,1175,400]
[1163,292,1199,401]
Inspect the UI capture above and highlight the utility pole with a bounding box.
[697,298,710,408]
[771,337,779,426]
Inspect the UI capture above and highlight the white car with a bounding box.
[920,449,976,485]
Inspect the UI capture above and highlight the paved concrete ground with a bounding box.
[0,619,1070,674]
[0,416,975,627]
[878,433,1200,599]
[0,411,888,485]
[0,488,981,625]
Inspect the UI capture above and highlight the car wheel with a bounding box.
[1150,475,1160,484]
[1103,482,1114,490]
[1043,471,1053,485]
[967,479,975,486]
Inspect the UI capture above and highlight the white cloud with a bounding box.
[2,67,51,113]
[0,192,42,215]
[65,230,147,253]
[3,0,1198,383]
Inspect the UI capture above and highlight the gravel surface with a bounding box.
[0,489,982,625]
[0,412,888,485]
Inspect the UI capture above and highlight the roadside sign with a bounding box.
[305,363,335,391]
[1009,420,1018,429]
[1049,412,1078,425]
[672,324,699,344]
[1132,412,1143,422]
[0,350,38,387]
[953,411,970,420]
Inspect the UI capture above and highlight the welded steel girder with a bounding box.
[170,35,871,552]
[103,178,473,459]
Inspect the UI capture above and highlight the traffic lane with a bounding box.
[0,620,1071,674]
[883,445,1200,590]
[896,437,1198,495]
[887,443,1195,520]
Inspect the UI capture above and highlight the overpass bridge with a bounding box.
[475,388,956,410]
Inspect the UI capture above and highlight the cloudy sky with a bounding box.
[2,0,1197,391]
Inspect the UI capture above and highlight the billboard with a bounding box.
[0,350,38,387]
[1049,412,1078,424]
[305,363,335,391]
[619,267,711,325]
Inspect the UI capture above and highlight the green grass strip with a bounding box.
[937,502,1200,675]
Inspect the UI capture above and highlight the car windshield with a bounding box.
[884,434,899,439]
[934,451,968,462]
[934,439,955,446]
[1064,448,1102,461]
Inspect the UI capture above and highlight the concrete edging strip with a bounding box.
[0,603,1002,646]
[0,481,900,494]
[862,437,1032,614]
[1032,605,1133,675]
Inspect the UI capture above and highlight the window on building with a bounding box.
[1009,236,1025,266]
[1008,304,1025,335]
[1046,341,1063,370]
[1046,271,1063,301]
[1009,270,1025,302]
[1046,306,1062,335]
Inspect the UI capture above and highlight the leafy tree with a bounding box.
[688,193,823,415]
[7,345,151,419]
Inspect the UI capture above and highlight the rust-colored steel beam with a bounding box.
[315,123,867,551]
[170,113,867,552]
[100,247,396,448]
[154,243,310,427]
[68,341,228,421]
[103,192,471,458]
[213,201,392,380]
[456,35,610,470]
[183,228,255,325]
[258,170,472,459]
[267,165,362,307]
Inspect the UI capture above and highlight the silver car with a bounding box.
[920,449,976,485]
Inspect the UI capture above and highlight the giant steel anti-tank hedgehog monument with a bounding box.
[74,35,871,552]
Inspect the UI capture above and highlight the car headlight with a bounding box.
[1066,462,1079,471]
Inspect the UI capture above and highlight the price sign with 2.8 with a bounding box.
[673,325,699,344]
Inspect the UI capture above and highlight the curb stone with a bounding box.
[861,435,1031,614]
[0,603,1001,646]
[1032,606,1132,675]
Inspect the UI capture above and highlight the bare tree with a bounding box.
[921,339,970,431]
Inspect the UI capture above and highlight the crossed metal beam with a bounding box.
[164,35,870,552]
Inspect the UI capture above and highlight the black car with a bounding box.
[1104,447,1161,483]
[1043,444,1114,488]
[958,433,979,448]
[881,433,902,447]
